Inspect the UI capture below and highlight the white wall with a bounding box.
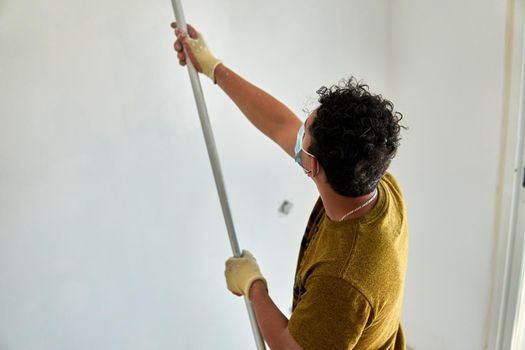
[1,0,514,349]
[0,1,391,349]
[389,1,508,349]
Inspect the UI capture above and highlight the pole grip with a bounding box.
[169,1,267,349]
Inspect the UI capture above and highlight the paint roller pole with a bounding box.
[169,1,266,349]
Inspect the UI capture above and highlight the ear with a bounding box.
[308,158,321,178]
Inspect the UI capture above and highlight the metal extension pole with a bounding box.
[169,1,266,349]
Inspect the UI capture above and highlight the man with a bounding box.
[171,22,408,350]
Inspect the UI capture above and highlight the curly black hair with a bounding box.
[307,77,405,197]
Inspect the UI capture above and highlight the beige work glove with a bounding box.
[225,250,267,299]
[172,22,223,83]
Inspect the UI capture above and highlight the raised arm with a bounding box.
[171,22,301,158]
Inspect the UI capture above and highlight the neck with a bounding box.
[316,183,378,221]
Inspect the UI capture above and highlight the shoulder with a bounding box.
[289,275,373,349]
[381,172,405,200]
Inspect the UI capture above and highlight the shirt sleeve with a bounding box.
[288,275,372,350]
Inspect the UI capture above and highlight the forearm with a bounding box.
[215,63,299,141]
[249,280,292,350]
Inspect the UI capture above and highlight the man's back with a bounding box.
[289,172,408,349]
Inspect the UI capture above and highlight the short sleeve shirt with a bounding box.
[288,172,408,350]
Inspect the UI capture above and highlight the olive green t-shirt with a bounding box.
[288,172,408,350]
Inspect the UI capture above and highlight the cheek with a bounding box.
[302,136,310,150]
[300,152,307,166]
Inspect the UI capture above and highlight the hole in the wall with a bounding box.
[278,200,293,216]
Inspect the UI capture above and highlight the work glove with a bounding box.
[225,250,267,299]
[171,22,223,83]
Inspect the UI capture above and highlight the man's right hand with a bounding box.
[171,22,223,83]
